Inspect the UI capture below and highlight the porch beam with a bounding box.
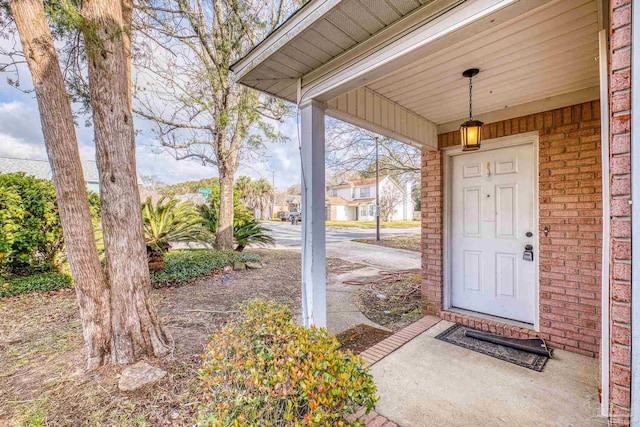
[326,87,438,150]
[299,0,552,103]
[300,99,327,328]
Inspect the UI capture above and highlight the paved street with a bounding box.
[265,221,421,271]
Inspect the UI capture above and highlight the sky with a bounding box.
[0,43,302,192]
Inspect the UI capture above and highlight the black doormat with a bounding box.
[435,324,551,371]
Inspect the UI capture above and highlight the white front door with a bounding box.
[450,142,536,324]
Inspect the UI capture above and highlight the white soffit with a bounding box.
[367,0,600,124]
[235,0,436,102]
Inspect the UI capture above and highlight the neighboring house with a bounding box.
[271,192,302,218]
[271,192,290,215]
[286,195,302,212]
[326,176,413,221]
[232,0,638,422]
[0,157,100,193]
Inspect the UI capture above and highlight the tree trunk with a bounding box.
[217,171,235,250]
[8,0,111,370]
[120,0,133,108]
[82,0,171,363]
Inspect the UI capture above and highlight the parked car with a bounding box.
[277,211,288,221]
[288,211,302,223]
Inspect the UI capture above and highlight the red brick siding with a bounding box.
[608,0,632,422]
[440,311,539,339]
[421,101,603,357]
[421,150,443,314]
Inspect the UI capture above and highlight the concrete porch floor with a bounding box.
[369,319,605,427]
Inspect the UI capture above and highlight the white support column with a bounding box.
[300,99,327,328]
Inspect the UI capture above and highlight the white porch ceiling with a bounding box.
[234,0,601,144]
[366,0,600,125]
[237,0,435,101]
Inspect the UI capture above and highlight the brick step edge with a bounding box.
[359,315,440,366]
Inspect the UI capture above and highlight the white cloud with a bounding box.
[0,80,302,190]
[0,134,47,159]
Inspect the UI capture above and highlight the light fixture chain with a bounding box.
[469,75,473,121]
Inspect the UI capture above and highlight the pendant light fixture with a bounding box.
[460,68,483,151]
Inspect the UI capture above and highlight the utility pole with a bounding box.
[272,170,275,219]
[375,136,380,241]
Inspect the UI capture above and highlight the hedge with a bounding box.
[150,249,259,287]
[0,272,72,298]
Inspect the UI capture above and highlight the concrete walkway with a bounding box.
[369,320,605,427]
[326,266,393,335]
[266,222,421,334]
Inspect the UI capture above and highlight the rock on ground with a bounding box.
[245,261,263,269]
[118,362,167,392]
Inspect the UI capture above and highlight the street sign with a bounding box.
[199,188,212,197]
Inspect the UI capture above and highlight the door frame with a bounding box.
[442,131,540,330]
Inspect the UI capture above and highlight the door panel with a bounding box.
[451,143,536,324]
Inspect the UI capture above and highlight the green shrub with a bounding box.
[197,193,253,236]
[150,249,259,287]
[197,300,378,426]
[198,200,274,252]
[0,173,62,275]
[142,197,210,253]
[233,220,275,252]
[0,272,72,298]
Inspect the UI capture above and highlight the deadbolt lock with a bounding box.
[523,244,534,262]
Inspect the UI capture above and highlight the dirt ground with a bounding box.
[0,249,370,426]
[335,324,393,354]
[353,234,421,252]
[354,271,425,330]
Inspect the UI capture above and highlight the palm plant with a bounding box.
[142,197,210,253]
[235,176,252,204]
[234,176,274,219]
[251,178,273,219]
[198,199,274,251]
[234,220,275,252]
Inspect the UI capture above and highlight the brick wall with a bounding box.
[420,150,443,315]
[421,100,603,357]
[608,0,632,422]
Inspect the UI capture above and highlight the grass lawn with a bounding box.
[353,234,421,252]
[325,220,420,228]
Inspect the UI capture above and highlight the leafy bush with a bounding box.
[0,272,72,298]
[197,193,253,235]
[0,173,62,275]
[198,200,274,252]
[142,197,210,253]
[233,220,275,252]
[197,300,378,426]
[150,249,259,287]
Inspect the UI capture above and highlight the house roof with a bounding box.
[329,176,388,189]
[325,196,357,206]
[230,0,432,103]
[0,157,100,183]
[353,197,376,204]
